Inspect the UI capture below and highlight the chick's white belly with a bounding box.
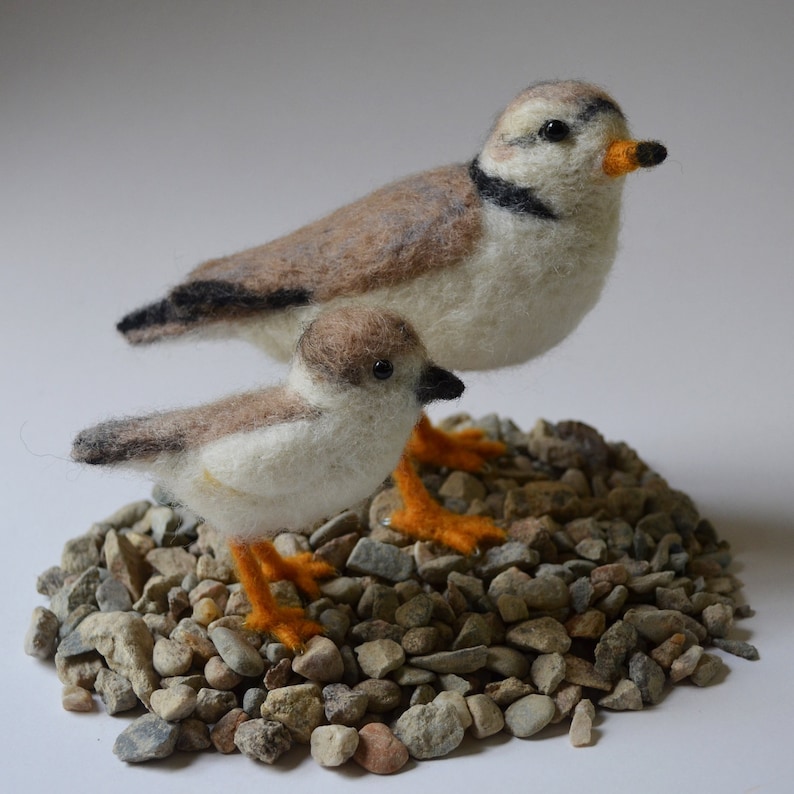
[161,408,414,541]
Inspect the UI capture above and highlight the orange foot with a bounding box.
[228,540,325,650]
[407,414,506,471]
[389,456,506,556]
[254,543,336,600]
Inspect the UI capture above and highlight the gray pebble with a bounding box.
[394,593,434,628]
[346,537,415,582]
[392,665,437,686]
[309,510,362,549]
[434,691,472,729]
[410,645,488,674]
[453,613,492,650]
[506,617,571,654]
[176,719,212,752]
[700,603,734,638]
[209,626,265,677]
[712,638,759,660]
[195,688,238,723]
[113,713,180,763]
[50,566,101,621]
[594,620,638,681]
[485,645,531,679]
[95,669,138,714]
[598,678,644,711]
[474,542,539,579]
[234,718,293,764]
[96,577,133,613]
[504,694,556,737]
[391,701,465,759]
[628,652,666,704]
[691,653,725,686]
[242,687,268,717]
[355,639,405,679]
[520,575,570,611]
[417,555,469,585]
[352,679,402,713]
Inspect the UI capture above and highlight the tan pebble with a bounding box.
[569,698,595,747]
[649,633,687,670]
[150,684,197,721]
[192,597,224,626]
[433,691,472,729]
[62,684,93,712]
[152,637,193,677]
[353,723,409,775]
[204,656,244,690]
[310,724,360,767]
[466,693,505,738]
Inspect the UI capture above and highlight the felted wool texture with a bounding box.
[116,79,666,374]
[74,307,456,541]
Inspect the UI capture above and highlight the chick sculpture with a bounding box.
[73,307,464,648]
[117,79,667,553]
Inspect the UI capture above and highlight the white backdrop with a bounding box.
[3,2,792,791]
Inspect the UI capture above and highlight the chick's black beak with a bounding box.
[416,365,465,405]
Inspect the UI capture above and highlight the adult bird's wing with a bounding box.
[118,164,481,344]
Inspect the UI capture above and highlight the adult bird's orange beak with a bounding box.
[603,140,667,177]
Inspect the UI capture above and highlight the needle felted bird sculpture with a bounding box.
[73,307,465,648]
[116,79,667,553]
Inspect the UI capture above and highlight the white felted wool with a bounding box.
[72,307,463,541]
[117,80,666,375]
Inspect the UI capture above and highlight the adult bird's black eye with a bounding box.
[540,119,570,142]
[373,360,394,380]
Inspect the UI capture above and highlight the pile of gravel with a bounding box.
[25,415,757,773]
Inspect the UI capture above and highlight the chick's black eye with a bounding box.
[540,119,570,142]
[373,360,394,380]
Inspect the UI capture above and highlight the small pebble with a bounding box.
[24,607,60,660]
[62,684,93,712]
[353,723,409,774]
[94,669,138,714]
[466,693,505,738]
[211,708,250,753]
[569,698,596,747]
[150,684,197,721]
[234,719,293,764]
[531,653,566,695]
[310,724,360,767]
[355,638,406,679]
[323,683,369,725]
[260,683,324,743]
[598,679,644,711]
[391,701,465,759]
[177,719,212,752]
[504,694,556,737]
[291,635,344,682]
[113,713,180,763]
[210,626,265,677]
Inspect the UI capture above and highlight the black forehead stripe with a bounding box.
[578,97,624,121]
[468,159,558,220]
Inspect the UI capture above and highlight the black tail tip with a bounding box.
[116,298,175,337]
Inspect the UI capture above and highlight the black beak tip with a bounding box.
[637,141,667,168]
[417,366,465,405]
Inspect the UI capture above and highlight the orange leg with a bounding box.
[228,540,324,650]
[389,456,505,555]
[407,414,506,471]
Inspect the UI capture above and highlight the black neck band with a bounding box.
[468,159,557,220]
